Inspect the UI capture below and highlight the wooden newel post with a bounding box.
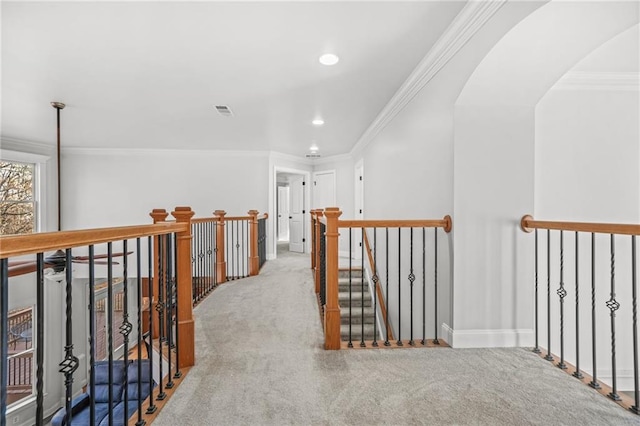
[323,207,342,350]
[310,210,317,270]
[171,206,196,368]
[314,210,323,295]
[214,210,227,284]
[149,208,169,339]
[248,210,259,276]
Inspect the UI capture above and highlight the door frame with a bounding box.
[272,167,311,259]
[312,169,336,209]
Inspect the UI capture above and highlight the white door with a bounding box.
[277,186,290,241]
[289,175,305,253]
[312,171,336,210]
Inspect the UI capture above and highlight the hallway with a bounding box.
[154,249,639,425]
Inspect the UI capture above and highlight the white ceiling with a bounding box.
[1,1,466,158]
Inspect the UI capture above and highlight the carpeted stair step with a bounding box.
[341,323,377,341]
[340,307,376,324]
[338,277,369,292]
[338,268,363,279]
[338,291,372,307]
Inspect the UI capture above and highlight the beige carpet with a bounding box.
[154,248,640,425]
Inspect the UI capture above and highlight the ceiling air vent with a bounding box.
[305,153,321,158]
[215,105,233,117]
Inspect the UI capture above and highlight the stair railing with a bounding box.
[312,207,452,350]
[1,207,194,425]
[521,215,640,415]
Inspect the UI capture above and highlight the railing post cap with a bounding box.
[248,210,259,216]
[324,207,342,218]
[171,207,195,221]
[214,210,227,217]
[315,210,324,217]
[262,212,269,219]
[521,215,534,233]
[150,209,169,222]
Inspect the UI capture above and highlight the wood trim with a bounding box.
[214,210,227,284]
[223,216,252,221]
[362,230,394,342]
[0,222,187,258]
[248,210,259,276]
[339,215,452,232]
[521,215,640,236]
[192,217,220,224]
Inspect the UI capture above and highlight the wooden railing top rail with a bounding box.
[0,222,187,258]
[338,215,452,232]
[520,215,640,236]
[191,212,267,224]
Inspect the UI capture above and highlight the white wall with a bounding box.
[62,149,270,229]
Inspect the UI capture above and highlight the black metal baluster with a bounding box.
[348,229,353,348]
[434,227,439,345]
[421,227,426,346]
[589,233,600,389]
[372,229,379,347]
[107,244,114,426]
[558,231,567,370]
[61,249,79,426]
[135,238,145,426]
[546,230,553,361]
[409,228,415,346]
[174,233,182,380]
[242,220,246,277]
[146,237,157,414]
[156,236,166,401]
[214,222,218,288]
[607,234,621,401]
[88,248,96,426]
[534,229,540,354]
[121,241,132,424]
[631,235,639,414]
[361,227,365,347]
[397,228,403,346]
[166,235,175,389]
[573,233,583,379]
[1,258,9,422]
[385,228,390,347]
[34,253,45,425]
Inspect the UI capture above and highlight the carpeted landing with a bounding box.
[154,248,640,425]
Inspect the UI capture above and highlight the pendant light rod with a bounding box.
[51,102,65,231]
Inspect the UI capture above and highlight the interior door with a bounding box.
[289,176,304,253]
[312,171,336,209]
[277,186,290,241]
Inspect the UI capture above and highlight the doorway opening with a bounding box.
[273,168,310,259]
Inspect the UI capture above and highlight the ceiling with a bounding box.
[1,1,466,158]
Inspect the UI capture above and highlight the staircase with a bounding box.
[338,268,377,343]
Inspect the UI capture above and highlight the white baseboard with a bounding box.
[442,324,534,348]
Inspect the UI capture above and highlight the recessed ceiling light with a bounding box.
[319,53,339,66]
[310,144,319,153]
[312,119,324,126]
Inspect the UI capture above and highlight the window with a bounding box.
[0,160,36,235]
[6,306,35,407]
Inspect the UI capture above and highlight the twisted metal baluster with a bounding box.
[372,229,379,347]
[545,230,553,361]
[135,239,146,426]
[631,235,639,414]
[573,232,583,379]
[165,235,175,389]
[434,228,439,345]
[589,233,600,389]
[348,229,353,348]
[533,229,540,354]
[557,231,567,370]
[361,228,365,348]
[409,228,415,346]
[397,228,403,346]
[146,237,157,414]
[58,249,79,425]
[421,227,426,346]
[384,228,390,346]
[88,248,96,426]
[607,234,621,401]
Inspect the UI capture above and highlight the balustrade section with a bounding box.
[521,215,640,416]
[311,208,451,350]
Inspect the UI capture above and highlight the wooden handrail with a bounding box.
[0,222,187,258]
[520,215,640,236]
[362,230,393,341]
[338,216,452,232]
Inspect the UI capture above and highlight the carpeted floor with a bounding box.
[154,247,640,425]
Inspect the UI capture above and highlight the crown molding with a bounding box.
[0,137,54,157]
[269,151,313,165]
[63,146,271,157]
[555,71,639,91]
[311,153,353,166]
[350,0,507,158]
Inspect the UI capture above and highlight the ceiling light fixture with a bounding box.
[312,119,324,126]
[319,53,339,66]
[310,144,319,153]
